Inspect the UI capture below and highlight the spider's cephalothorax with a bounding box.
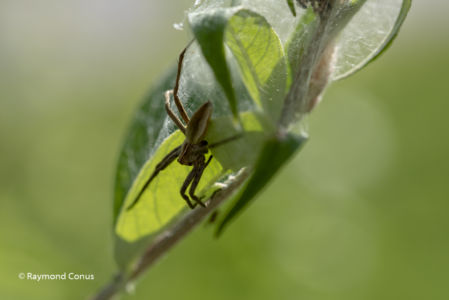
[127,43,240,211]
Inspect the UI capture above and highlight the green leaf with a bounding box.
[113,67,177,224]
[364,0,412,65]
[225,9,287,122]
[216,133,307,236]
[115,111,266,241]
[189,8,239,121]
[332,0,412,80]
[286,0,296,16]
[189,7,287,124]
[206,112,267,171]
[285,8,317,79]
[115,130,223,242]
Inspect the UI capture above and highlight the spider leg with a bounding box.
[127,145,182,210]
[173,40,195,124]
[165,90,186,134]
[164,40,197,134]
[180,167,197,209]
[188,155,213,208]
[208,133,243,149]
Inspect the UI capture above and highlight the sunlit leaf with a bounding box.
[116,131,223,242]
[189,7,287,123]
[189,8,239,120]
[113,68,177,224]
[363,0,411,65]
[332,0,411,80]
[206,112,266,171]
[225,9,287,122]
[114,111,264,243]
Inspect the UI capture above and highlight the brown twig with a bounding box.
[89,169,249,300]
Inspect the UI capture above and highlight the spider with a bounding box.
[127,43,241,210]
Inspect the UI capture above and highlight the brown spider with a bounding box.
[127,43,240,210]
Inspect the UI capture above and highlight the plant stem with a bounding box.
[89,169,249,300]
[279,0,337,129]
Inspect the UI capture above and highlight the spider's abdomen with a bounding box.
[185,101,212,144]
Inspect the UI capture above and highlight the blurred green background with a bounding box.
[1,1,448,299]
